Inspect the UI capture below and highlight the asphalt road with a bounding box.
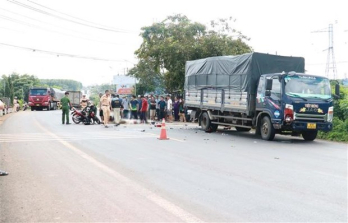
[0,110,347,222]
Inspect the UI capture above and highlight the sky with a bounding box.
[0,0,347,86]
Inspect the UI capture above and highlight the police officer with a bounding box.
[111,94,122,126]
[80,94,88,110]
[100,90,111,128]
[60,91,72,124]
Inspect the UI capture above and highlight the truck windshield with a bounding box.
[284,75,331,99]
[30,89,48,96]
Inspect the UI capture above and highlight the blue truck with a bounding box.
[184,52,339,141]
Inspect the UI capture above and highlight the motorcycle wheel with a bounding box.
[72,114,81,124]
[94,117,101,124]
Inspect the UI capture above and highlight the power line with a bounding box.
[0,14,125,45]
[27,0,133,33]
[7,0,133,33]
[0,42,123,62]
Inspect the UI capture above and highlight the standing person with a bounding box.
[146,95,151,120]
[149,96,156,121]
[173,96,180,121]
[0,99,4,117]
[98,93,104,123]
[60,91,72,125]
[157,96,166,121]
[129,95,139,120]
[155,95,160,121]
[137,95,142,121]
[111,94,122,126]
[80,94,88,110]
[166,95,173,123]
[100,90,111,128]
[140,95,148,124]
[122,96,129,119]
[13,97,18,112]
[179,98,186,122]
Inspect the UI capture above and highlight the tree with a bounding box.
[132,14,252,93]
[1,73,40,103]
[39,79,83,91]
[128,59,164,95]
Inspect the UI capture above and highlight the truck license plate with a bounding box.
[36,104,39,106]
[307,123,316,129]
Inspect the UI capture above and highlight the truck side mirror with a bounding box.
[265,79,273,91]
[335,84,340,98]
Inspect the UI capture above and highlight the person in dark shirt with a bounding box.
[129,95,139,120]
[157,96,166,121]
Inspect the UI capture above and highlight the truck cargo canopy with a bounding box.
[185,52,305,94]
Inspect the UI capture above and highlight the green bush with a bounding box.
[318,117,348,142]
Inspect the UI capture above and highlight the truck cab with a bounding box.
[256,72,337,141]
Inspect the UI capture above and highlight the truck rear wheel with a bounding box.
[260,116,275,141]
[201,112,218,132]
[302,131,317,141]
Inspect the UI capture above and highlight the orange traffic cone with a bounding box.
[158,118,169,140]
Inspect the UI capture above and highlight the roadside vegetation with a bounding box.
[318,85,348,142]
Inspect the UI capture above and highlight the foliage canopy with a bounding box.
[131,14,252,93]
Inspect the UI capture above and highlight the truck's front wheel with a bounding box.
[260,116,275,141]
[201,112,218,132]
[302,131,317,141]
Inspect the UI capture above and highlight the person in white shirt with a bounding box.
[166,95,173,123]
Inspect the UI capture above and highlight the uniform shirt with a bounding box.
[100,94,111,107]
[60,96,70,108]
[111,97,122,108]
[80,99,88,108]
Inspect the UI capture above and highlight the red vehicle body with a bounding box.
[28,87,64,111]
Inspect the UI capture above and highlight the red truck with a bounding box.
[28,87,65,111]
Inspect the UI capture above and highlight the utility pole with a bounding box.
[312,24,338,79]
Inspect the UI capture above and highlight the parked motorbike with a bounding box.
[71,104,100,125]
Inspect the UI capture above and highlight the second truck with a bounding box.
[185,52,339,141]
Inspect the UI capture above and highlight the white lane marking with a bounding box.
[34,121,203,222]
[0,132,156,143]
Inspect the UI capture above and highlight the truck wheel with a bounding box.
[260,116,275,141]
[201,112,218,132]
[235,127,250,132]
[302,131,317,141]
